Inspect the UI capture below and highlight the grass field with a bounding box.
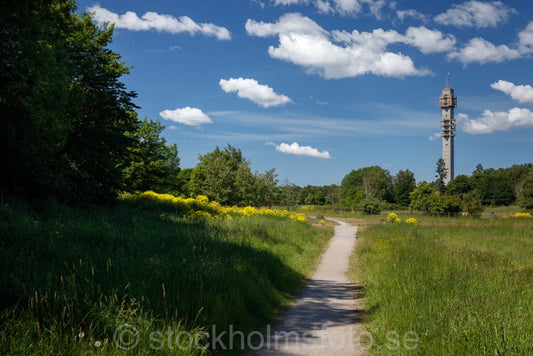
[0,198,332,355]
[353,214,533,355]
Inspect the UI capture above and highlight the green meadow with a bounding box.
[354,214,533,355]
[0,199,331,355]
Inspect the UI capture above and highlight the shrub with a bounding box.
[360,198,382,215]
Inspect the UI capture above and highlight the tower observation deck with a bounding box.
[439,74,457,185]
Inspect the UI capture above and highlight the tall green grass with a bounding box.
[0,200,331,354]
[355,217,533,355]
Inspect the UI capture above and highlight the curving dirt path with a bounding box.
[252,220,367,355]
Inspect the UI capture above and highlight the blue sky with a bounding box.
[77,0,533,186]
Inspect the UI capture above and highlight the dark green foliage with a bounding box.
[122,118,181,193]
[190,144,279,206]
[409,182,438,212]
[298,185,334,205]
[473,163,485,174]
[463,191,484,217]
[446,174,471,198]
[0,1,158,203]
[518,171,533,209]
[470,170,514,206]
[175,168,194,196]
[279,180,301,209]
[446,164,533,208]
[392,169,416,207]
[435,158,447,194]
[429,194,463,214]
[360,198,382,215]
[190,144,245,204]
[64,13,139,202]
[341,166,393,208]
[0,0,75,198]
[504,163,533,188]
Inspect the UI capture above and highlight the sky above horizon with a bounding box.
[77,0,533,186]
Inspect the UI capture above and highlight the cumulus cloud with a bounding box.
[448,37,520,64]
[87,5,231,40]
[460,108,533,134]
[403,27,456,54]
[219,78,292,108]
[491,80,533,104]
[518,22,533,53]
[434,0,515,28]
[246,13,442,79]
[245,13,326,37]
[447,21,533,65]
[270,142,331,159]
[160,107,213,126]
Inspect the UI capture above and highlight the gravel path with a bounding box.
[252,220,367,355]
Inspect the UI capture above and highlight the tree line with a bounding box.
[337,162,533,214]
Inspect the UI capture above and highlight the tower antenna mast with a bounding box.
[439,73,457,185]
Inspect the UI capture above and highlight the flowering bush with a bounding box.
[502,212,531,219]
[406,218,419,226]
[289,213,307,222]
[125,191,307,222]
[387,212,401,223]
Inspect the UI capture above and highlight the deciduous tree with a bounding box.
[392,170,416,206]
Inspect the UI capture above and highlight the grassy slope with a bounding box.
[354,216,533,355]
[0,201,332,355]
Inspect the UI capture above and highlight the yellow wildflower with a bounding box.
[406,218,418,226]
[387,212,399,222]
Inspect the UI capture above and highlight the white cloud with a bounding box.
[87,5,231,40]
[245,13,327,37]
[397,9,427,23]
[271,0,388,17]
[404,27,456,54]
[271,142,331,159]
[448,37,520,64]
[429,132,441,141]
[461,108,533,134]
[219,78,292,108]
[332,26,454,54]
[434,1,515,28]
[491,80,533,104]
[447,21,533,65]
[272,32,429,78]
[270,0,391,18]
[160,107,213,126]
[518,22,533,53]
[247,14,436,79]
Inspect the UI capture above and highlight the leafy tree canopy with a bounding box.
[341,166,393,207]
[393,169,416,207]
[122,119,180,194]
[189,144,278,206]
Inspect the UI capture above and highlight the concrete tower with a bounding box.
[439,74,457,185]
